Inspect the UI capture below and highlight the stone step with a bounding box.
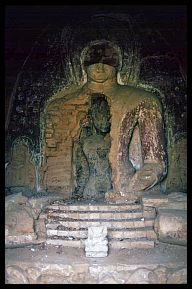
[46,238,84,247]
[109,228,156,240]
[46,227,157,240]
[45,203,142,212]
[142,195,168,207]
[47,229,87,239]
[46,237,155,249]
[45,210,143,220]
[109,239,155,249]
[45,218,154,229]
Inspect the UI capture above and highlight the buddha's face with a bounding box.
[92,110,111,133]
[86,63,117,83]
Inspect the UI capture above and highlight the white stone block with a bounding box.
[85,226,108,258]
[86,251,108,257]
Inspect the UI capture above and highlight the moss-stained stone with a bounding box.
[5,143,36,191]
[165,137,187,192]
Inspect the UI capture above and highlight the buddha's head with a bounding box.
[82,40,122,83]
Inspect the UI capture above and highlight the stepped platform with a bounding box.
[40,200,157,249]
[5,198,187,284]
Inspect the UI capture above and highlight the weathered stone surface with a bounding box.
[5,206,34,235]
[143,206,156,218]
[36,272,70,284]
[35,219,46,239]
[129,125,143,170]
[72,272,91,284]
[146,230,157,241]
[87,226,107,239]
[43,94,89,195]
[5,192,28,209]
[26,267,41,281]
[99,273,119,284]
[46,203,142,211]
[161,192,187,210]
[126,268,152,284]
[5,193,37,246]
[6,234,37,246]
[109,97,166,199]
[6,265,29,284]
[105,191,140,204]
[72,263,89,275]
[86,251,108,257]
[28,194,63,218]
[167,268,187,284]
[109,239,154,249]
[109,228,156,240]
[149,265,167,284]
[46,229,87,238]
[154,209,187,245]
[48,210,143,220]
[165,137,187,193]
[5,193,63,246]
[46,218,153,230]
[45,202,157,250]
[5,192,36,219]
[142,195,168,207]
[85,242,108,251]
[46,239,84,247]
[5,241,187,284]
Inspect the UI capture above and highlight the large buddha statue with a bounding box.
[44,40,166,202]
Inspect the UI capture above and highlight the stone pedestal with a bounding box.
[85,226,108,257]
[154,209,187,246]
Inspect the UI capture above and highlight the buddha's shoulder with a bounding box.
[115,84,161,105]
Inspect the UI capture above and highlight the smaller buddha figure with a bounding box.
[74,94,112,201]
[5,142,36,191]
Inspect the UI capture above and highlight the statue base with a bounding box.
[105,191,141,204]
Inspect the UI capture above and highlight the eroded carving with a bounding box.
[5,142,36,192]
[73,95,112,200]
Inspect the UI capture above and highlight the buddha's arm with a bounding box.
[138,97,167,180]
[125,97,167,193]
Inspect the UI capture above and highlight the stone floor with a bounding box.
[5,242,187,284]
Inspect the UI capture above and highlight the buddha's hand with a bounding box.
[126,163,163,193]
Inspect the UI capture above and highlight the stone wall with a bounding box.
[42,92,89,196]
[165,137,187,193]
